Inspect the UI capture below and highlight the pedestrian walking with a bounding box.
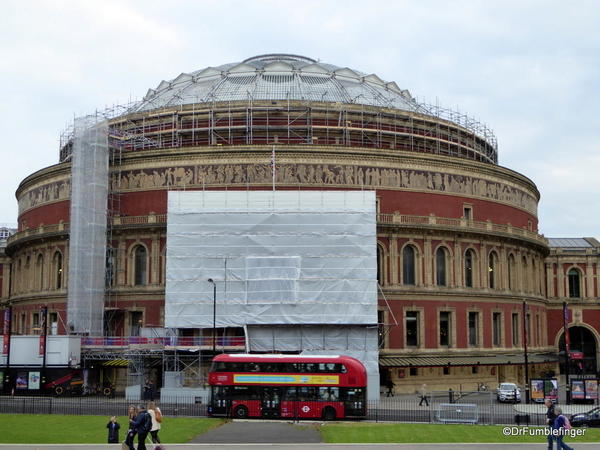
[552,406,574,450]
[106,415,120,443]
[124,405,138,450]
[147,401,162,444]
[545,398,557,450]
[385,378,395,397]
[418,383,429,406]
[133,404,153,450]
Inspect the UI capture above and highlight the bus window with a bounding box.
[213,386,229,400]
[305,363,317,373]
[343,387,364,402]
[212,362,227,371]
[340,364,347,373]
[282,386,297,400]
[318,387,339,401]
[297,386,317,401]
[231,386,259,400]
[318,363,338,373]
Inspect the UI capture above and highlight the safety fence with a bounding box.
[0,390,568,426]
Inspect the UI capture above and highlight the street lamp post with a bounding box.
[208,278,216,353]
[522,300,530,403]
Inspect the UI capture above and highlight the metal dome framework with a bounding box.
[59,54,498,164]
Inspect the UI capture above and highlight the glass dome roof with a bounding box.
[132,54,425,113]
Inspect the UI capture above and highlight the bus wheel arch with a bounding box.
[233,405,249,419]
[322,406,336,421]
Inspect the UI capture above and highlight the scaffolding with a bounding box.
[66,116,109,336]
[59,99,498,166]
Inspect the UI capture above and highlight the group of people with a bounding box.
[545,399,574,450]
[107,401,163,450]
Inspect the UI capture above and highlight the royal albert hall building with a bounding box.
[1,54,599,395]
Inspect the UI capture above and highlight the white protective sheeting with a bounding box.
[67,117,109,335]
[165,190,378,328]
[246,325,380,401]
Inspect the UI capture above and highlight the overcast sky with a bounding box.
[1,0,598,237]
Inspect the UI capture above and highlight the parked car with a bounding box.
[570,407,600,427]
[496,382,522,403]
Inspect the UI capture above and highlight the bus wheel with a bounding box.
[322,407,336,421]
[103,387,112,397]
[54,386,64,396]
[233,405,249,419]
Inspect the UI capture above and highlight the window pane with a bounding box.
[436,248,446,286]
[406,311,419,346]
[468,312,478,346]
[440,311,450,346]
[403,246,415,285]
[493,313,501,346]
[134,246,147,285]
[568,269,580,298]
[465,250,473,288]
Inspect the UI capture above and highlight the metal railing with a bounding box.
[0,390,575,427]
[81,336,245,347]
[7,213,547,247]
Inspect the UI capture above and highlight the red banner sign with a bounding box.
[2,309,9,355]
[38,307,47,357]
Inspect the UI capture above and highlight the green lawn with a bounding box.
[320,423,600,444]
[0,414,225,444]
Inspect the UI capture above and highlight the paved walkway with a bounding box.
[190,420,322,443]
[2,445,600,450]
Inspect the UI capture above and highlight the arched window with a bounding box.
[488,251,498,289]
[508,254,516,291]
[436,247,448,286]
[133,245,148,286]
[36,254,44,291]
[464,249,474,288]
[402,245,416,285]
[53,252,63,289]
[568,268,581,298]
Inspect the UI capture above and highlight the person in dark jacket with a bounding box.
[133,404,151,450]
[385,378,395,397]
[545,399,557,450]
[106,416,120,443]
[124,405,138,450]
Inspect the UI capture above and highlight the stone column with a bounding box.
[454,239,462,288]
[389,234,398,285]
[423,236,432,286]
[557,260,565,298]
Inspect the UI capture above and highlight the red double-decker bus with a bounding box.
[208,354,367,420]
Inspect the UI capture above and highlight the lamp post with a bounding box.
[522,300,530,403]
[208,278,216,353]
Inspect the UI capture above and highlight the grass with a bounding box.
[0,414,225,444]
[320,422,600,444]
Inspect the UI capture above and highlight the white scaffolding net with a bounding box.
[165,190,378,327]
[165,190,380,399]
[67,116,109,335]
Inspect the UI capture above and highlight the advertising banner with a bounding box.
[16,372,28,390]
[28,371,40,390]
[38,307,47,357]
[531,379,545,401]
[585,380,599,400]
[571,380,585,400]
[233,374,340,385]
[545,379,559,400]
[2,309,10,355]
[531,378,558,402]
